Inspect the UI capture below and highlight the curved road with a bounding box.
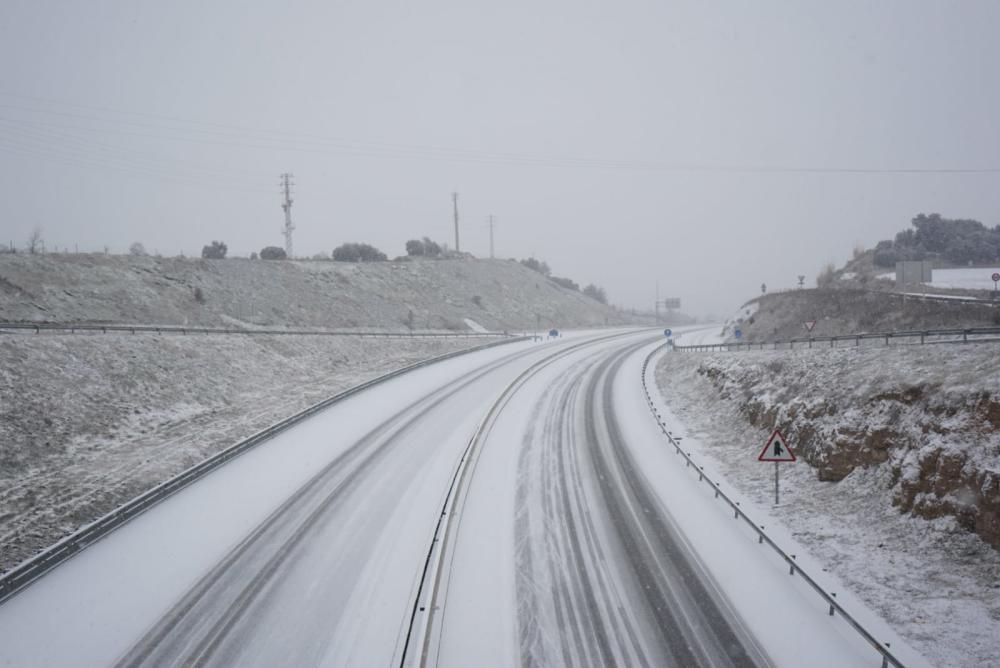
[0,328,876,667]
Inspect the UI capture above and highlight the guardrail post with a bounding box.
[964,330,969,343]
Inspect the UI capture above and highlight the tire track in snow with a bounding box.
[115,345,541,668]
[515,349,653,667]
[514,338,769,667]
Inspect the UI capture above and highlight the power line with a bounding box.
[1,93,997,175]
[0,134,270,194]
[0,118,271,189]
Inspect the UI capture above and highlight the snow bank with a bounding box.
[0,333,488,572]
[656,345,1000,666]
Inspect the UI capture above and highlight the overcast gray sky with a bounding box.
[1,0,998,317]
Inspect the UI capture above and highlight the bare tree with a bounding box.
[26,227,43,255]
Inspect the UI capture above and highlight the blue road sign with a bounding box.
[734,328,743,339]
[664,328,672,338]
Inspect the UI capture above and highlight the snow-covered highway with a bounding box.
[0,328,917,667]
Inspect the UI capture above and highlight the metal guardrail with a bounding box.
[0,321,509,338]
[677,325,1000,352]
[893,291,999,306]
[0,335,529,607]
[642,343,904,668]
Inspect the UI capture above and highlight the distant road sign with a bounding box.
[734,328,742,339]
[664,328,672,338]
[803,320,817,332]
[660,298,681,310]
[992,272,1000,282]
[758,429,796,462]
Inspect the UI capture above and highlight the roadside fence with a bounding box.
[0,322,510,338]
[677,326,1000,352]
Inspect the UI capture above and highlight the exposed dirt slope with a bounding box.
[668,346,1000,548]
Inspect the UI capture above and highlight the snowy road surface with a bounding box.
[0,328,912,667]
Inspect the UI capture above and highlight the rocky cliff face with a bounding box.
[692,348,1000,549]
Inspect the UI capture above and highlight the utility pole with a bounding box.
[655,280,661,324]
[487,214,496,259]
[452,192,460,253]
[281,173,295,258]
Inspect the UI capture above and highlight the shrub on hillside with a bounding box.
[26,227,43,255]
[583,283,608,304]
[520,257,551,276]
[405,237,443,257]
[816,262,837,287]
[202,240,228,259]
[260,246,287,260]
[333,242,388,262]
[550,276,580,291]
[422,237,442,257]
[873,213,1000,267]
[129,242,147,256]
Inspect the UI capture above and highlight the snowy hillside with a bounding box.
[723,288,999,342]
[0,254,623,330]
[656,345,1000,666]
[0,333,492,573]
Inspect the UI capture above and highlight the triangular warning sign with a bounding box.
[758,429,796,462]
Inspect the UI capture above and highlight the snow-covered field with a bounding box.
[0,332,494,573]
[655,338,1000,667]
[0,253,624,331]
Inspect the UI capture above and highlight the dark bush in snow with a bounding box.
[260,246,287,260]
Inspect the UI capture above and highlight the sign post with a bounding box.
[992,272,999,294]
[757,429,795,504]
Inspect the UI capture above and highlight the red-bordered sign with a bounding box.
[758,429,796,462]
